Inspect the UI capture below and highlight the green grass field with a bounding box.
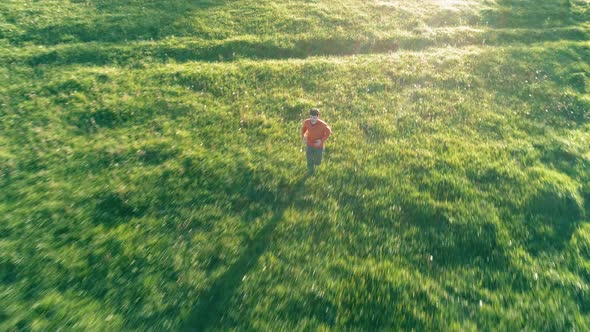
[1,0,590,330]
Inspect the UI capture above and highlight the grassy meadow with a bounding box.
[1,0,590,330]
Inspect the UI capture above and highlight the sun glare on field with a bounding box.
[376,0,476,10]
[433,0,471,8]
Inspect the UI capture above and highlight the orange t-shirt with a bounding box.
[301,118,332,148]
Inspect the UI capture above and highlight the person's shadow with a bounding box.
[182,176,308,331]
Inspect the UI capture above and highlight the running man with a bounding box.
[301,108,332,175]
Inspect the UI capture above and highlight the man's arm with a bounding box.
[321,124,332,144]
[301,123,308,143]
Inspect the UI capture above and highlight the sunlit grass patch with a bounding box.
[2,0,590,330]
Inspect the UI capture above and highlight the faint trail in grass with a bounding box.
[182,177,308,331]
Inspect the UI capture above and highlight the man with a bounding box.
[301,108,332,175]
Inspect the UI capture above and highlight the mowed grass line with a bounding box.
[1,0,587,66]
[2,26,588,67]
[1,0,590,330]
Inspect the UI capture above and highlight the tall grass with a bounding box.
[1,0,589,330]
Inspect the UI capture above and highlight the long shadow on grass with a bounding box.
[181,177,308,331]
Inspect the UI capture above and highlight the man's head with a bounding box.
[310,108,320,124]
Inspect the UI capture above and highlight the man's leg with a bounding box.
[314,148,324,166]
[306,146,315,175]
